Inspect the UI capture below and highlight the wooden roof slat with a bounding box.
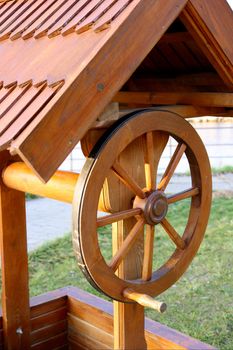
[0,0,26,26]
[22,0,67,39]
[70,0,117,35]
[0,83,62,151]
[0,0,37,40]
[33,0,80,39]
[51,0,105,37]
[47,0,97,38]
[0,0,47,41]
[157,43,188,73]
[174,42,202,70]
[93,0,133,32]
[10,0,59,40]
[11,0,188,181]
[0,84,17,104]
[0,0,17,19]
[185,40,211,68]
[153,47,175,72]
[0,83,47,137]
[0,83,32,119]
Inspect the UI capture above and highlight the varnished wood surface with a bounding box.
[7,0,187,181]
[0,285,217,349]
[0,0,232,182]
[0,151,31,349]
[0,286,213,350]
[111,131,148,349]
[72,110,212,302]
[114,91,233,107]
[180,0,233,86]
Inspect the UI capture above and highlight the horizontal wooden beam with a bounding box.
[119,106,233,118]
[2,162,79,204]
[158,31,193,44]
[114,92,233,107]
[2,162,107,213]
[128,73,227,88]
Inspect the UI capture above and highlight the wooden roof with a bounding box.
[0,0,232,181]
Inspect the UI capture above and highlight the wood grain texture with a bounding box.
[0,285,216,349]
[114,91,233,107]
[0,151,31,349]
[72,110,212,301]
[1,0,232,183]
[180,0,233,86]
[10,0,187,181]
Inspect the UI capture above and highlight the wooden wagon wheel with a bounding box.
[72,110,212,302]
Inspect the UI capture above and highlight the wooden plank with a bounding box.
[31,320,67,345]
[12,0,188,182]
[31,307,67,332]
[30,297,67,319]
[69,328,111,350]
[30,287,68,310]
[180,0,233,86]
[0,151,31,349]
[119,105,233,118]
[68,313,113,348]
[67,294,113,335]
[31,332,68,350]
[65,286,216,350]
[114,91,233,107]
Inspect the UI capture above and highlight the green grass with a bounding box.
[25,193,39,200]
[27,196,233,349]
[185,165,233,176]
[211,165,233,175]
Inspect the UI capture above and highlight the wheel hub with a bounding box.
[144,191,168,225]
[134,191,168,225]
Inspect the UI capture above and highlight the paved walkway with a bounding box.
[26,199,72,251]
[26,174,233,251]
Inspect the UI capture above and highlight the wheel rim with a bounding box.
[72,110,212,301]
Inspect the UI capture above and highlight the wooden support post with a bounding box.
[0,152,31,349]
[112,138,147,349]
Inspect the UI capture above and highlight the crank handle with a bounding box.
[123,288,167,313]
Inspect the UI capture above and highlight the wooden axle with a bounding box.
[1,162,105,213]
[2,162,78,204]
[123,289,167,313]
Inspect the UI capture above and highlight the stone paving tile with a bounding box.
[26,198,72,251]
[26,174,233,251]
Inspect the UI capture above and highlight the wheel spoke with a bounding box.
[161,218,186,250]
[142,225,155,281]
[158,143,187,191]
[97,208,142,227]
[167,187,199,204]
[144,132,156,190]
[112,161,145,199]
[109,218,145,272]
